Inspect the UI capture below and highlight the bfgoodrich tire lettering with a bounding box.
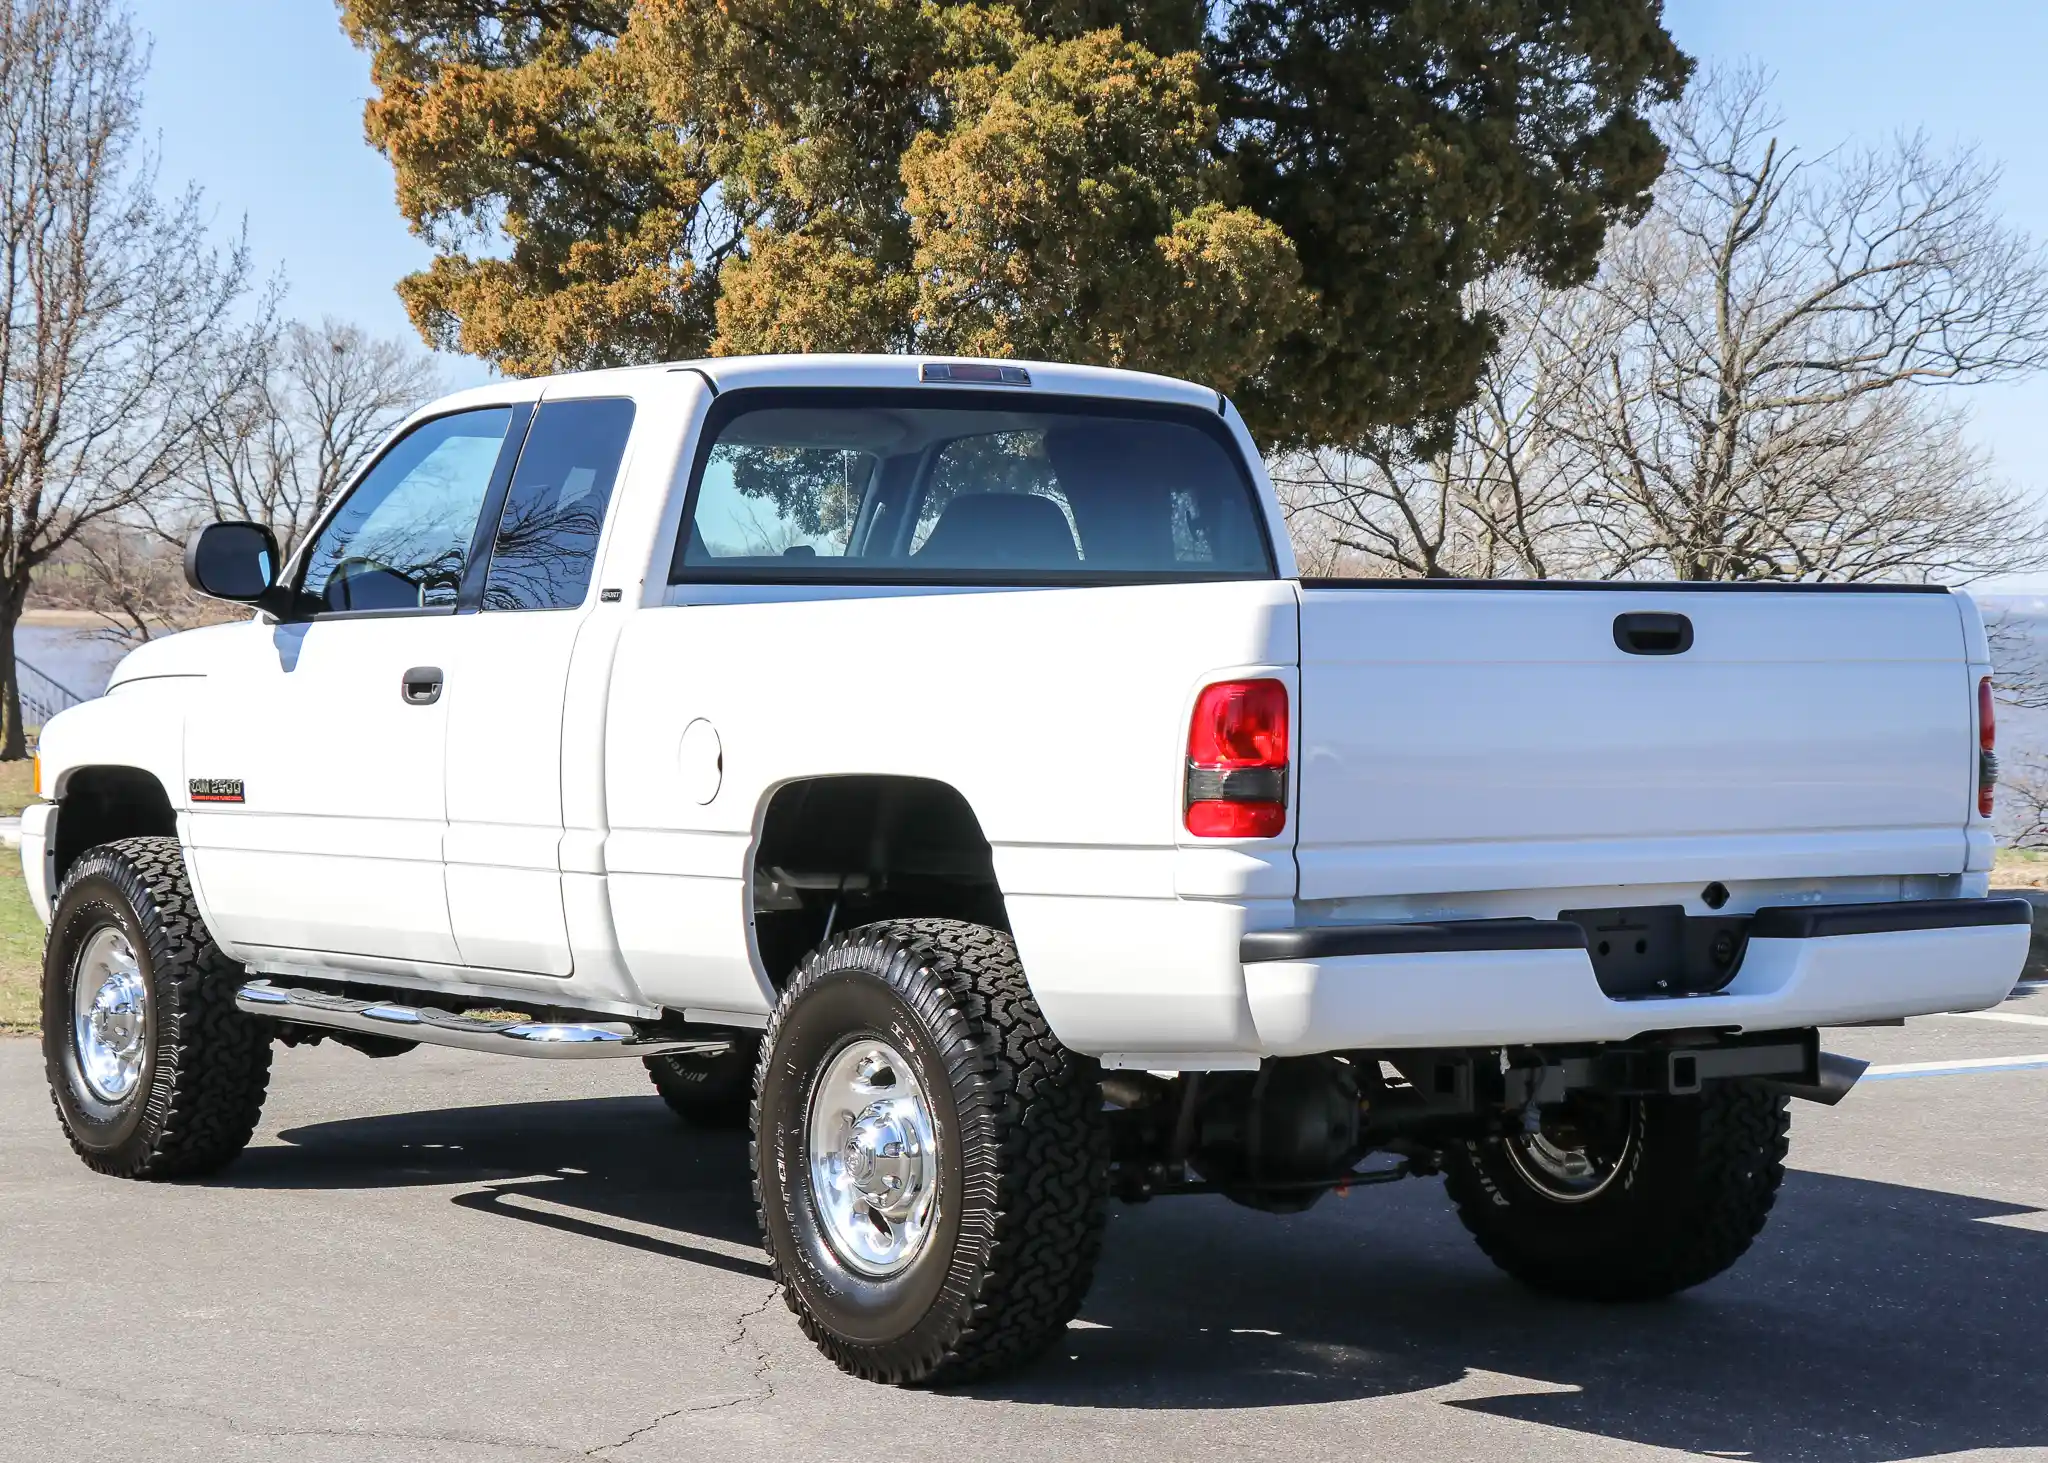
[754,918,1109,1385]
[644,1036,760,1128]
[1444,1081,1791,1301]
[42,837,273,1179]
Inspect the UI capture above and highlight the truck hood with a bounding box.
[106,619,252,688]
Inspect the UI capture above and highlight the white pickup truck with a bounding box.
[27,354,2030,1385]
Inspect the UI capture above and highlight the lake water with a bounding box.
[17,624,134,702]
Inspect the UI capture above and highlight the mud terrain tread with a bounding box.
[1445,1080,1790,1301]
[753,918,1109,1385]
[45,836,272,1178]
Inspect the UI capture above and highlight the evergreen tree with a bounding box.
[340,0,1688,446]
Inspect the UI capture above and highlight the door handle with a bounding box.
[401,666,444,705]
[1613,612,1693,656]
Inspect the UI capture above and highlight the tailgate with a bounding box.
[1295,586,1975,901]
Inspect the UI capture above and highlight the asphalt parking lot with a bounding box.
[6,998,2048,1463]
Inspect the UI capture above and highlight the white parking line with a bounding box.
[1864,1053,2048,1080]
[1947,1010,2048,1027]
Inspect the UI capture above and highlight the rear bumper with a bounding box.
[1242,898,2032,1055]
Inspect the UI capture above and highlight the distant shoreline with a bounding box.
[17,609,181,629]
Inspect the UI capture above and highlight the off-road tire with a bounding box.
[753,918,1109,1385]
[1444,1080,1790,1301]
[644,1036,760,1128]
[43,837,272,1179]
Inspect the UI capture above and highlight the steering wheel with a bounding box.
[327,555,422,612]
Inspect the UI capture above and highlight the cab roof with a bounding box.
[416,354,1225,419]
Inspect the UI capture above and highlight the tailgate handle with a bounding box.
[1613,612,1693,656]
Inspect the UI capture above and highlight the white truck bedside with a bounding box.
[25,354,2029,1385]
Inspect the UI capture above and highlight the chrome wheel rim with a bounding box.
[1504,1104,1641,1204]
[72,927,147,1104]
[806,1037,940,1278]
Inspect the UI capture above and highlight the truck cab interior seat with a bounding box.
[914,491,1080,569]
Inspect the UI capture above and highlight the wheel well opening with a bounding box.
[752,776,1008,989]
[53,767,177,885]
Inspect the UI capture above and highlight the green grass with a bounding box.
[0,858,44,1035]
[1994,849,2048,892]
[0,760,34,817]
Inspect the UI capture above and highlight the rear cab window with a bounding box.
[671,390,1274,584]
[481,397,636,611]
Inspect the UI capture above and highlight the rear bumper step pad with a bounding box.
[1243,897,2034,963]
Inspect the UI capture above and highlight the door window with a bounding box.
[481,398,636,611]
[298,408,513,614]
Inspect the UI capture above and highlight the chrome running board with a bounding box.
[235,981,728,1061]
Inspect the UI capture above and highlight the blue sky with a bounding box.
[132,0,490,390]
[133,1,2048,580]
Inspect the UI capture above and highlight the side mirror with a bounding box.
[184,521,281,605]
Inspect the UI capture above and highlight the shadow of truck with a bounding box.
[218,1089,2048,1461]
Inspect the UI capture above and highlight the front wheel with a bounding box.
[1443,1081,1790,1301]
[753,919,1109,1385]
[42,837,273,1179]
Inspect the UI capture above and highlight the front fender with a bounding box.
[37,677,197,808]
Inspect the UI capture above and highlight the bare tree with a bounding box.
[1278,71,2048,590]
[1270,473,1361,578]
[1270,274,1609,580]
[40,320,439,650]
[1995,756,2048,853]
[175,318,438,557]
[1569,68,2048,583]
[58,520,220,642]
[1979,601,2048,857]
[0,0,263,755]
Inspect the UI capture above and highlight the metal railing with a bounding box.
[17,655,89,735]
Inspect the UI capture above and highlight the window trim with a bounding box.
[286,603,462,625]
[285,403,531,622]
[667,387,1279,588]
[469,395,637,614]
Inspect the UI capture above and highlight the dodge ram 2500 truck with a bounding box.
[28,354,2030,1386]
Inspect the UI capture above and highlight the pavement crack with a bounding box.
[586,1285,782,1456]
[726,1286,783,1408]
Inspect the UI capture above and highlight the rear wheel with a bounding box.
[753,918,1109,1385]
[1444,1081,1790,1300]
[42,837,273,1179]
[644,1036,760,1128]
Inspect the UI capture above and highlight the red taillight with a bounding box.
[1186,799,1288,838]
[1189,679,1289,767]
[1979,676,1997,817]
[1185,679,1289,838]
